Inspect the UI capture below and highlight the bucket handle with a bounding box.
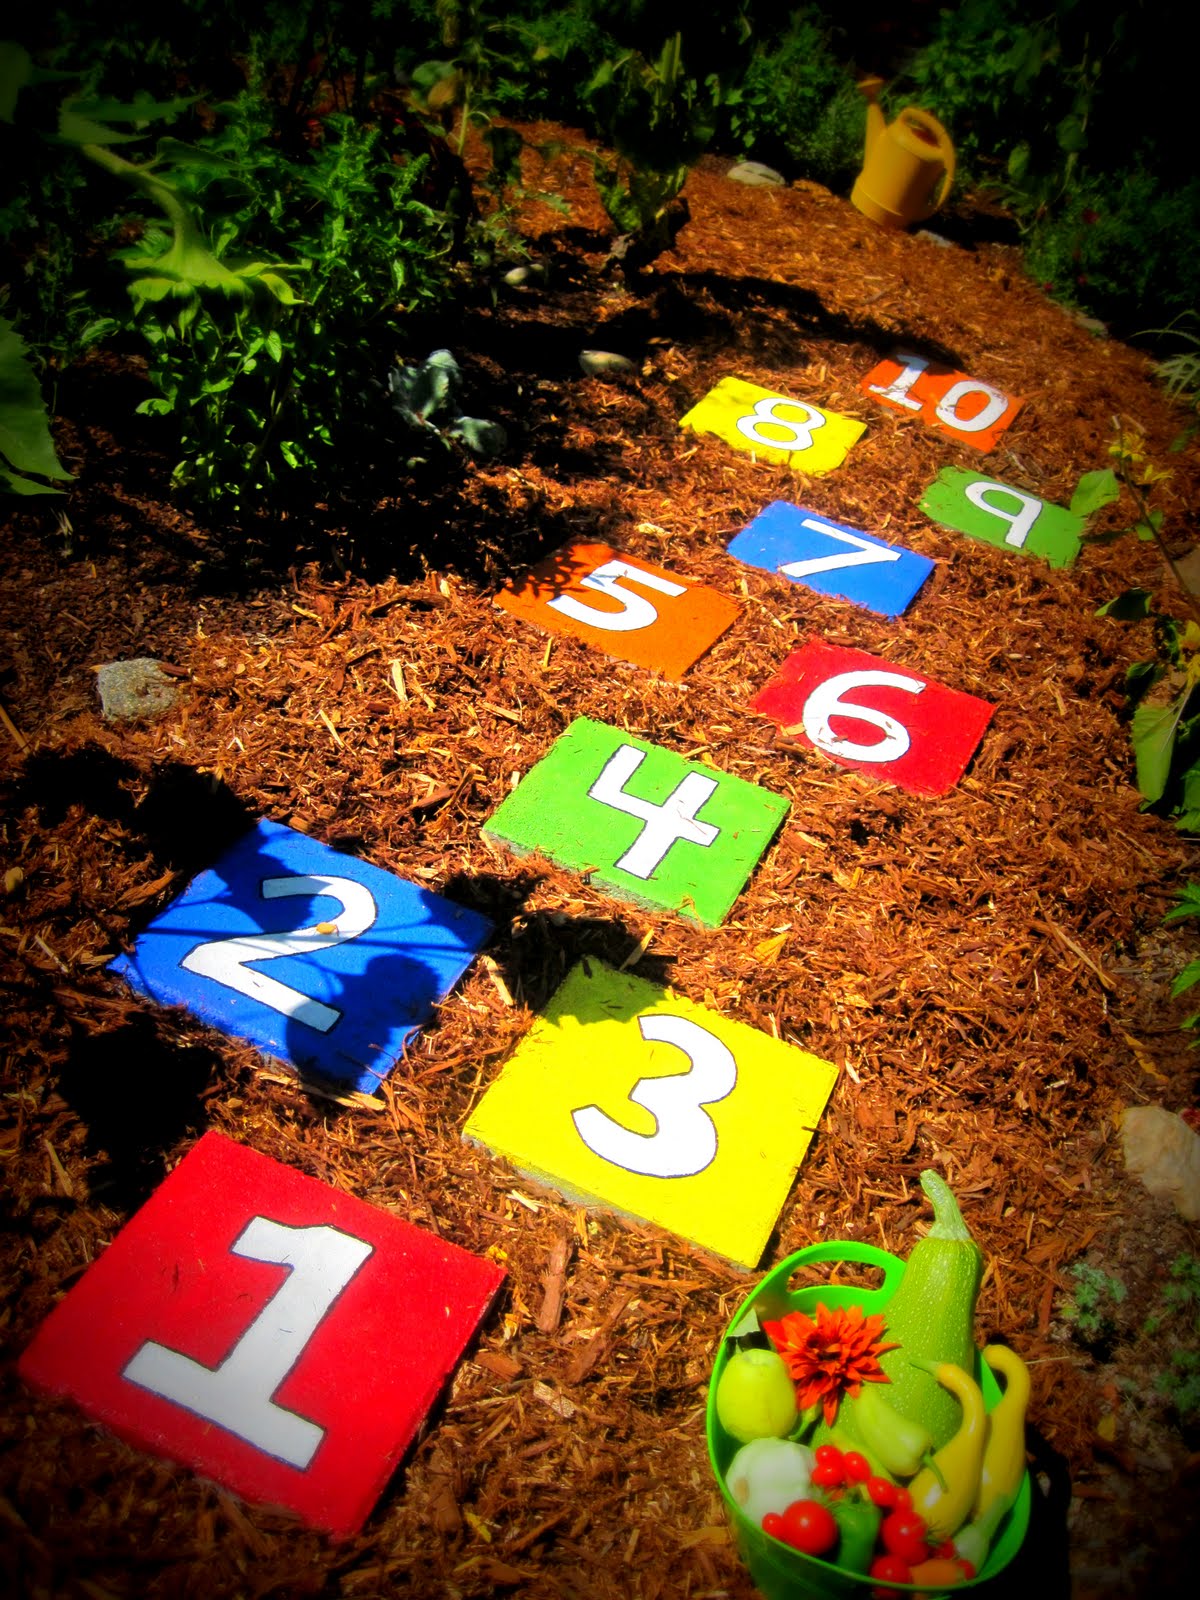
[745,1240,905,1317]
[898,107,956,217]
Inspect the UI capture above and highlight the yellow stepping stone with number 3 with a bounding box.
[680,376,865,474]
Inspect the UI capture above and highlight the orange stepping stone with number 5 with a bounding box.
[496,541,740,680]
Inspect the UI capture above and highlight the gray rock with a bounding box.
[727,161,786,188]
[96,658,178,722]
[915,230,956,248]
[578,349,637,381]
[1121,1105,1200,1220]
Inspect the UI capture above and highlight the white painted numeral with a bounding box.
[123,1217,373,1470]
[180,875,377,1032]
[572,1013,736,1177]
[802,669,925,763]
[547,558,686,633]
[964,478,1042,548]
[736,395,827,452]
[868,353,928,411]
[934,378,1010,435]
[778,516,901,580]
[588,745,719,878]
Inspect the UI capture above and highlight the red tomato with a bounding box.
[778,1498,839,1557]
[814,1444,844,1470]
[762,1511,787,1539]
[865,1475,899,1508]
[892,1486,913,1512]
[933,1538,957,1560]
[869,1552,913,1599]
[880,1509,930,1565]
[842,1451,872,1483]
[809,1460,846,1490]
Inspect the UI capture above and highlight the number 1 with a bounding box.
[123,1217,373,1470]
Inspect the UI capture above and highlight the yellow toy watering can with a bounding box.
[850,76,955,230]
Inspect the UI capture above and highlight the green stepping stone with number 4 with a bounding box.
[483,718,789,928]
[921,465,1085,569]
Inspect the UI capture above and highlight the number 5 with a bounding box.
[547,559,685,633]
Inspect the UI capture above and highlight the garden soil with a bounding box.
[2,122,1199,1599]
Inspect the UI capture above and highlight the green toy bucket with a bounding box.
[706,1242,1031,1600]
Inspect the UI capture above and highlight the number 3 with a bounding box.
[181,875,378,1032]
[571,1013,737,1178]
[736,395,827,453]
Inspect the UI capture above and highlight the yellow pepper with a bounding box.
[972,1344,1031,1521]
[906,1359,987,1540]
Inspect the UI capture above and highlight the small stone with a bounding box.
[915,230,955,248]
[503,263,549,288]
[578,350,637,381]
[726,161,786,188]
[1121,1105,1200,1221]
[95,658,178,723]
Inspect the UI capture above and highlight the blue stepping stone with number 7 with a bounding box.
[109,819,492,1093]
[728,500,933,617]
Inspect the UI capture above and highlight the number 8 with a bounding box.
[736,396,826,453]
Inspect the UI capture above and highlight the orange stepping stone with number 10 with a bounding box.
[496,541,740,680]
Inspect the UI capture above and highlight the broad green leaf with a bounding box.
[71,92,197,125]
[1170,959,1200,998]
[265,331,283,363]
[135,397,174,415]
[0,461,64,494]
[0,314,72,484]
[1057,114,1087,152]
[1070,468,1120,517]
[1132,700,1184,802]
[1097,587,1152,620]
[0,39,34,123]
[1136,510,1164,541]
[1163,882,1200,923]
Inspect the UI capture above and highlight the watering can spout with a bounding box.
[859,74,887,161]
[850,77,955,231]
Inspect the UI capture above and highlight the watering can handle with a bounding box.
[901,106,956,217]
[751,1240,906,1311]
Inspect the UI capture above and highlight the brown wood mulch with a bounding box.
[2,121,1199,1599]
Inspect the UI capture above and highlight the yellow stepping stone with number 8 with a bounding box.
[680,376,865,474]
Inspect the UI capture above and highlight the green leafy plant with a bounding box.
[0,310,73,495]
[1162,885,1200,1041]
[1143,1255,1200,1424]
[1060,1260,1127,1348]
[1095,424,1200,829]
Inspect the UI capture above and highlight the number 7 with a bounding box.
[778,516,902,580]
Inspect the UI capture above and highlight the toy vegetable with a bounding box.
[829,1485,882,1574]
[851,1379,939,1479]
[972,1344,1030,1520]
[953,1493,1012,1572]
[716,1347,799,1443]
[725,1437,816,1525]
[906,1359,988,1539]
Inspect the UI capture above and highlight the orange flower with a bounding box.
[762,1303,899,1427]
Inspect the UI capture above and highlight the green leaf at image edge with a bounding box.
[0,314,72,486]
[1132,701,1184,803]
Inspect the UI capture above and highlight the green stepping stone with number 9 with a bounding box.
[921,465,1086,569]
[483,718,789,928]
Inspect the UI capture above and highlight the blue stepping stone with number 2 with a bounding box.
[110,819,492,1092]
[728,500,933,617]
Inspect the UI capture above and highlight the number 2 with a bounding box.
[123,1217,373,1470]
[736,395,827,452]
[547,558,686,633]
[571,1013,737,1177]
[180,875,378,1032]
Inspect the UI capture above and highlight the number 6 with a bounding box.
[801,669,925,763]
